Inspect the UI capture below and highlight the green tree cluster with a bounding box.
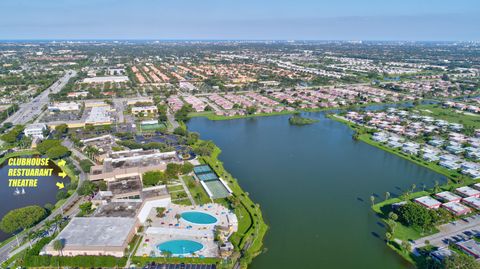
[0,205,47,233]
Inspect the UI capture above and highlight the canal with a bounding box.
[0,156,70,241]
[187,111,446,269]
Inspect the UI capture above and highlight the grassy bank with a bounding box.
[200,145,268,267]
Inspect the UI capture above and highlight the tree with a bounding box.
[79,202,93,215]
[46,145,69,159]
[401,240,412,253]
[77,181,97,196]
[370,195,375,206]
[142,171,165,186]
[53,239,64,269]
[433,180,441,193]
[180,162,194,175]
[246,106,257,115]
[385,232,392,242]
[173,127,187,136]
[1,125,24,144]
[36,139,62,154]
[79,159,93,173]
[0,206,46,234]
[56,190,68,201]
[443,253,479,269]
[397,202,436,232]
[175,214,181,223]
[54,124,68,139]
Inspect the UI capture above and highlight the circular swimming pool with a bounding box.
[181,211,218,225]
[157,240,203,255]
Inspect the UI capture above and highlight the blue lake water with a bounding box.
[187,111,446,269]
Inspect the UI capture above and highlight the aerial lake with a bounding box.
[0,156,70,241]
[188,111,446,269]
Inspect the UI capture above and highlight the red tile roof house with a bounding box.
[441,202,471,216]
[414,196,442,209]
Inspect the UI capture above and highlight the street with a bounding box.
[3,70,77,125]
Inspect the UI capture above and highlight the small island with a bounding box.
[288,114,319,126]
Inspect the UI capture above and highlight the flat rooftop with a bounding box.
[456,186,480,197]
[52,217,136,247]
[414,196,442,207]
[93,201,142,218]
[435,191,462,202]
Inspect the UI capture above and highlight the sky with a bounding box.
[0,0,479,41]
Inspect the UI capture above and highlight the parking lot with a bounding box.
[412,214,480,250]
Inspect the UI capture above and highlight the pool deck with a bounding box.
[135,203,237,258]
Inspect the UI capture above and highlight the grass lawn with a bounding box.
[167,184,184,192]
[415,104,480,129]
[182,175,211,205]
[170,190,187,200]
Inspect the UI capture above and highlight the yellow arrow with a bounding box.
[56,182,64,190]
[58,171,67,178]
[58,159,66,167]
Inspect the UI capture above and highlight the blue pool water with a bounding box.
[181,211,217,224]
[157,240,203,255]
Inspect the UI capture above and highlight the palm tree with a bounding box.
[175,214,181,224]
[385,232,392,242]
[384,192,390,201]
[433,180,441,193]
[146,218,153,228]
[53,239,64,269]
[370,195,375,206]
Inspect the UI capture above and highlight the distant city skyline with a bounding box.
[0,0,479,41]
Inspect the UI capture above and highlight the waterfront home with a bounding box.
[441,202,471,216]
[372,132,388,143]
[435,191,462,203]
[455,186,480,198]
[402,146,418,155]
[414,196,442,209]
[462,197,480,210]
[439,154,461,163]
[463,169,480,179]
[387,141,402,149]
[439,160,461,170]
[423,153,440,162]
[456,240,480,259]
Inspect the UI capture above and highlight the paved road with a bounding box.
[4,70,77,125]
[412,214,480,251]
[166,109,179,132]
